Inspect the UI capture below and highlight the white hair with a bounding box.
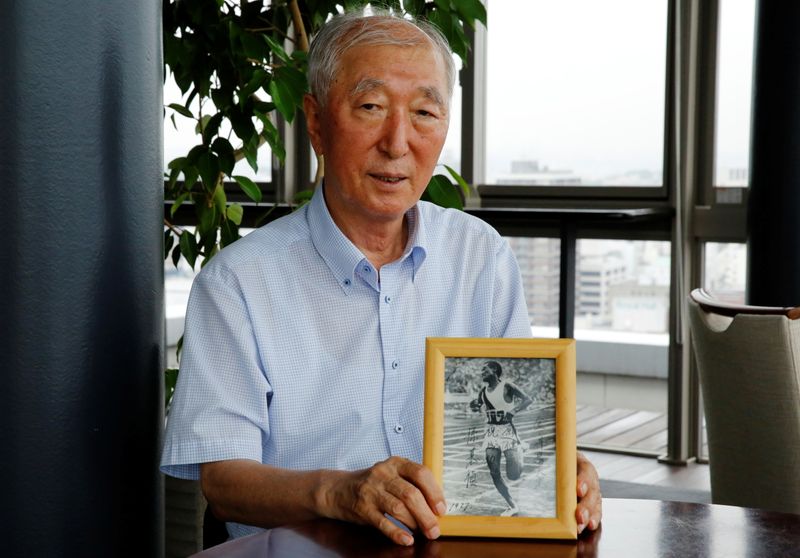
[307,11,456,107]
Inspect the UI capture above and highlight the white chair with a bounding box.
[688,288,800,514]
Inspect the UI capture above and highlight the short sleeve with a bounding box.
[491,236,532,338]
[160,265,272,479]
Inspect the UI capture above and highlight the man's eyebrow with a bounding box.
[420,85,446,109]
[350,78,384,98]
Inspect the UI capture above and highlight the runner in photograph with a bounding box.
[469,360,534,516]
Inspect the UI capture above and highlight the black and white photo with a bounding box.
[442,357,557,518]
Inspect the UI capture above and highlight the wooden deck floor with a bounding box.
[578,404,668,454]
[578,404,710,492]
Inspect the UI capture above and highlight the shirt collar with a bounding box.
[404,204,428,279]
[307,184,428,292]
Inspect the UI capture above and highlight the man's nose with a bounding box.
[378,111,410,159]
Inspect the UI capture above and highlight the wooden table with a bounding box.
[191,498,800,558]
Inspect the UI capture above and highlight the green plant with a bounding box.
[162,0,486,406]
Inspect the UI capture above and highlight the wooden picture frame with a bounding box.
[423,337,577,539]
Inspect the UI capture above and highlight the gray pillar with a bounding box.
[747,1,800,306]
[0,2,164,556]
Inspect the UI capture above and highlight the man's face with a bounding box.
[481,365,496,383]
[304,39,450,227]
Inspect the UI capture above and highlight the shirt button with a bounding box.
[343,279,351,286]
[391,360,399,370]
[384,295,392,304]
[363,265,371,273]
[394,424,404,434]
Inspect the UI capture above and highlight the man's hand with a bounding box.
[321,456,446,546]
[576,451,602,535]
[202,458,445,547]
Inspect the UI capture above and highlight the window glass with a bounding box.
[506,237,561,331]
[713,0,756,187]
[702,242,747,304]
[574,239,671,454]
[485,0,668,186]
[576,240,670,335]
[438,55,463,175]
[508,236,670,453]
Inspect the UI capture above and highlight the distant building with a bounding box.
[608,280,670,333]
[704,243,747,303]
[576,253,627,327]
[596,169,662,186]
[511,160,542,174]
[715,166,749,187]
[506,235,672,334]
[506,237,560,327]
[498,159,582,186]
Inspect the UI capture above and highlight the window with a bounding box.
[703,242,747,304]
[507,234,671,454]
[485,0,668,187]
[574,239,670,454]
[506,237,561,330]
[438,55,463,174]
[713,0,756,187]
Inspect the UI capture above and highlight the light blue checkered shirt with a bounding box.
[160,185,531,538]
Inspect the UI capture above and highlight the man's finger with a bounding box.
[385,477,440,539]
[369,508,415,546]
[396,460,446,515]
[379,490,419,531]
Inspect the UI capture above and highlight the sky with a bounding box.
[483,0,755,184]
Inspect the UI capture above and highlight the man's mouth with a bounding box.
[370,174,406,184]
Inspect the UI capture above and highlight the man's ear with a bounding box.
[303,93,324,156]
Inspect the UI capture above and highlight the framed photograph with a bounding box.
[423,337,577,539]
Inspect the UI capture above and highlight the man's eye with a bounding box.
[361,103,378,111]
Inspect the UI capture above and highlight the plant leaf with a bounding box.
[171,244,181,268]
[202,112,224,144]
[269,66,307,123]
[179,231,198,268]
[211,137,235,175]
[241,68,268,99]
[226,203,244,225]
[451,0,487,27]
[444,164,471,200]
[293,189,313,208]
[167,103,194,119]
[256,114,285,163]
[220,219,240,248]
[165,368,179,409]
[233,175,262,203]
[424,174,463,209]
[263,34,291,64]
[269,78,296,123]
[167,156,186,171]
[170,192,190,217]
[164,229,175,260]
[212,183,227,216]
[196,151,220,192]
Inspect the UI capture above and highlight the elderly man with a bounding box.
[161,11,602,547]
